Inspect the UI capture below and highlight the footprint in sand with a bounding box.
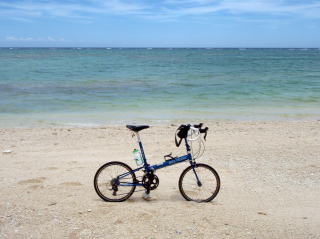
[170,193,183,201]
[257,212,268,216]
[60,182,83,186]
[138,212,153,220]
[114,219,123,224]
[18,177,46,185]
[45,167,59,170]
[28,185,44,190]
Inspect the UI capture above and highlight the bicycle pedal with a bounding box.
[142,192,152,201]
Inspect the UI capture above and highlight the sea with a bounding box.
[0,48,319,127]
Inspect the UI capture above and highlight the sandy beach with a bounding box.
[0,120,319,238]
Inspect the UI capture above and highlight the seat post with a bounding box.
[135,132,148,165]
[135,132,141,143]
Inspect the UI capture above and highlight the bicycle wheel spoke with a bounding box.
[94,162,136,202]
[179,164,220,202]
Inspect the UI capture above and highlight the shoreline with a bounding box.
[1,116,320,129]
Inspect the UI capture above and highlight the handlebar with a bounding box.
[193,123,203,129]
[175,123,209,147]
[188,126,200,141]
[190,123,208,140]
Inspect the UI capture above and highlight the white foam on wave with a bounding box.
[63,122,101,127]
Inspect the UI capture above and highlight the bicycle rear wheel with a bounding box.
[94,161,136,202]
[179,163,220,202]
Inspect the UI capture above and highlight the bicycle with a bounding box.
[94,123,220,202]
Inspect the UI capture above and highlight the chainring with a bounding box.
[142,173,159,190]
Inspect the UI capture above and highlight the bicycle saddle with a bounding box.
[126,125,150,132]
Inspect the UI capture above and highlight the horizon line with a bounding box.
[1,46,320,49]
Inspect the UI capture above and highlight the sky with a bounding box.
[0,0,320,47]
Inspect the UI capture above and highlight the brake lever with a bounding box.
[200,127,208,140]
[204,127,208,140]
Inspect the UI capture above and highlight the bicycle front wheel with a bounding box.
[94,161,136,202]
[179,163,220,202]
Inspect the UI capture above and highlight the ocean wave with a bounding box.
[1,48,320,126]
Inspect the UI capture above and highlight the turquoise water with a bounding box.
[0,48,320,126]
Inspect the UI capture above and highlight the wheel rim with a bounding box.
[95,164,135,201]
[181,165,219,202]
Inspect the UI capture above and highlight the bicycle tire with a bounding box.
[94,161,136,202]
[179,163,220,202]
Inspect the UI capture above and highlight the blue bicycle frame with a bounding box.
[117,131,197,187]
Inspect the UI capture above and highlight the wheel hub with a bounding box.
[110,178,118,196]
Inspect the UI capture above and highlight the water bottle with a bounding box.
[133,149,143,166]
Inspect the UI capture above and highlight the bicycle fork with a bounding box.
[192,165,202,187]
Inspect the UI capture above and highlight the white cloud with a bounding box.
[157,0,320,18]
[219,0,320,16]
[5,36,18,41]
[165,0,216,4]
[0,0,319,21]
[0,0,148,20]
[5,36,65,42]
[47,36,55,42]
[5,36,34,41]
